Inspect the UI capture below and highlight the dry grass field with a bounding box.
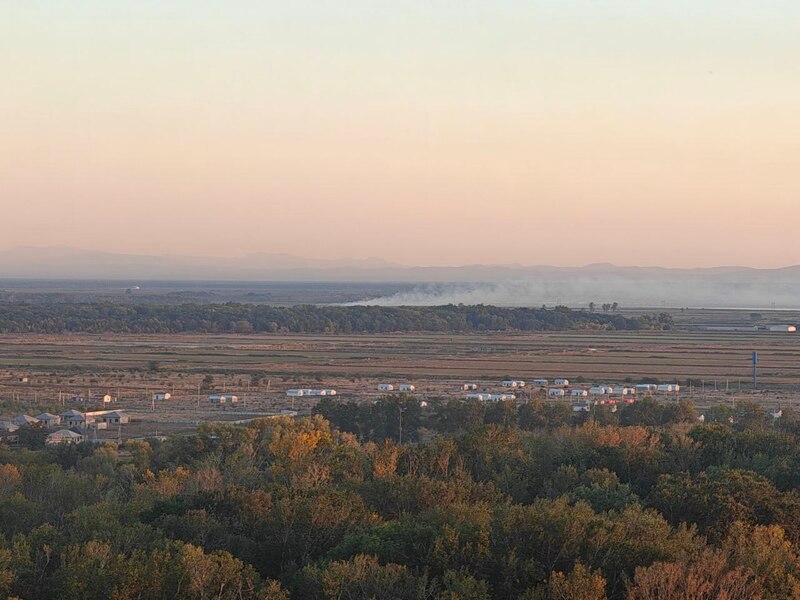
[0,328,798,392]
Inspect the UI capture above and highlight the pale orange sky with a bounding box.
[1,1,799,267]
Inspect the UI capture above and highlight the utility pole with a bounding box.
[398,406,405,445]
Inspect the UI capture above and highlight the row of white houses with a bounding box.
[377,383,416,392]
[286,388,337,397]
[0,409,131,431]
[467,381,681,403]
[466,393,517,402]
[502,378,571,388]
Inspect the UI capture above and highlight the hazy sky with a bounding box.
[2,1,799,267]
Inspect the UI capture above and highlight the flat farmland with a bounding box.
[0,330,798,395]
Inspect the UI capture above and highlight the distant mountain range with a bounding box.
[0,246,402,280]
[1,246,799,308]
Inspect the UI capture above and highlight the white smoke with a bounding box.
[350,271,800,309]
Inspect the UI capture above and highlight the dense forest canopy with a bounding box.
[2,395,800,599]
[0,302,672,334]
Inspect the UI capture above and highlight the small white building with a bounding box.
[502,380,526,388]
[100,411,130,425]
[548,388,565,397]
[571,389,588,397]
[771,409,783,419]
[286,389,306,397]
[554,378,569,386]
[100,394,113,405]
[46,429,85,445]
[635,384,657,393]
[657,384,677,394]
[572,402,591,412]
[153,392,171,401]
[609,387,630,396]
[461,383,478,391]
[36,413,61,428]
[377,384,394,392]
[398,384,416,392]
[589,386,609,395]
[532,379,549,386]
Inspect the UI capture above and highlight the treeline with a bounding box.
[0,302,673,334]
[3,396,800,598]
[0,302,674,334]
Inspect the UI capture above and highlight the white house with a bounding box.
[572,402,591,412]
[35,413,61,428]
[589,386,609,395]
[571,389,588,397]
[100,411,130,425]
[635,384,657,393]
[532,379,549,386]
[286,389,306,397]
[377,384,394,392]
[46,429,85,445]
[461,383,478,391]
[501,380,525,388]
[398,384,416,392]
[60,409,90,429]
[554,378,569,386]
[153,392,171,401]
[548,388,565,397]
[656,384,676,394]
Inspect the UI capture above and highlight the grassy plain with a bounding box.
[1,323,799,439]
[0,328,798,392]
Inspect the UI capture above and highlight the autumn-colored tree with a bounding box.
[547,562,607,600]
[626,550,762,600]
